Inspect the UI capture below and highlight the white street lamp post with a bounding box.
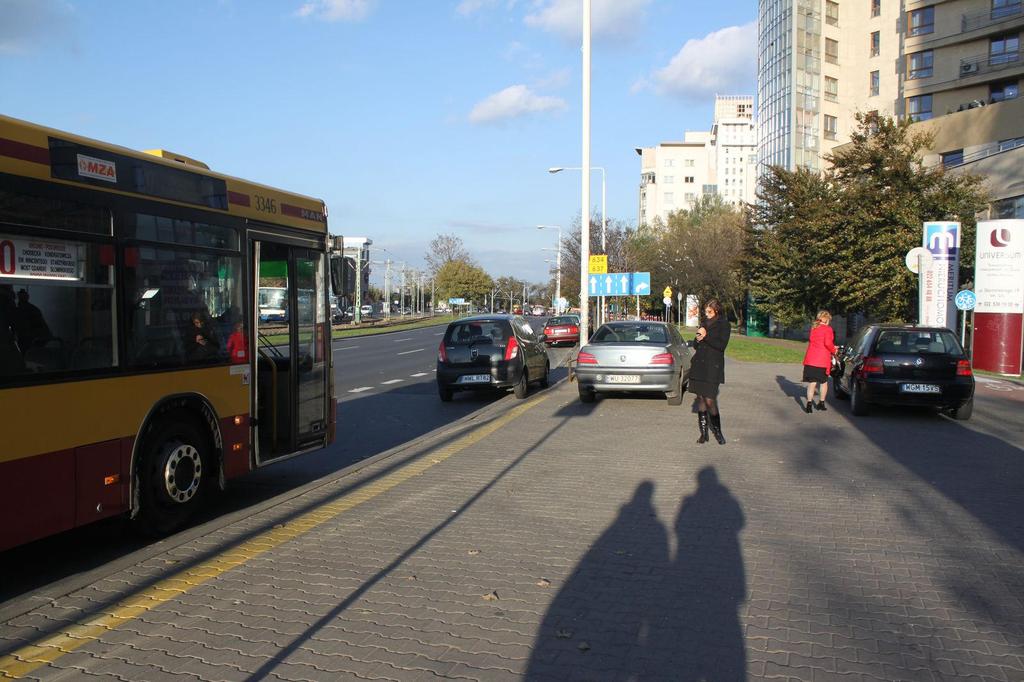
[548,163,604,327]
[578,0,591,343]
[537,225,562,314]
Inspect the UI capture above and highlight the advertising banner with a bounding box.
[685,295,700,327]
[921,222,960,329]
[973,220,1024,375]
[975,219,1024,314]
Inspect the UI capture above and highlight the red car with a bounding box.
[542,315,581,346]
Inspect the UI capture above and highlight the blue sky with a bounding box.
[1,0,756,285]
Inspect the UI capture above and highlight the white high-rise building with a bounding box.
[636,95,757,227]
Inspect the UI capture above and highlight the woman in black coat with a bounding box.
[688,298,731,444]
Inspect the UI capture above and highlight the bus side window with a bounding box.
[124,246,241,368]
[0,238,116,380]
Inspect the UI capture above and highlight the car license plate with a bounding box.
[459,374,491,384]
[553,329,565,334]
[607,374,641,384]
[900,383,940,394]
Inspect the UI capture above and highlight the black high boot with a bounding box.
[696,412,709,444]
[709,413,726,445]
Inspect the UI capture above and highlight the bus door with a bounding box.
[252,239,329,463]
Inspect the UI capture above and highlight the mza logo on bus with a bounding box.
[77,154,117,183]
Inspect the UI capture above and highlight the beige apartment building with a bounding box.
[636,96,757,227]
[903,0,1023,218]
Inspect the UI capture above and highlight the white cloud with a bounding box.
[468,84,566,124]
[640,22,757,99]
[524,0,651,43]
[0,0,75,55]
[296,0,374,22]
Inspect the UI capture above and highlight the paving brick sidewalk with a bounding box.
[2,359,1023,681]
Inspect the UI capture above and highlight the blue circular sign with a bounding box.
[955,289,976,311]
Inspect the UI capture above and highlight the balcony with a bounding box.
[962,2,1022,33]
[959,51,1021,78]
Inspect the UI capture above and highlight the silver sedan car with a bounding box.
[574,321,692,404]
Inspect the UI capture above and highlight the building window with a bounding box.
[685,193,696,201]
[825,76,839,102]
[684,176,695,183]
[869,70,880,96]
[941,149,964,167]
[992,0,1022,20]
[664,158,674,167]
[908,50,934,79]
[825,38,839,64]
[870,31,880,57]
[990,34,1020,65]
[998,136,1024,151]
[871,0,881,17]
[824,115,838,140]
[684,159,695,167]
[993,194,1024,219]
[826,0,839,25]
[664,192,674,204]
[909,6,934,36]
[663,175,674,184]
[991,79,1020,101]
[908,94,933,120]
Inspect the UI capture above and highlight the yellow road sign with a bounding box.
[663,286,672,298]
[589,255,608,274]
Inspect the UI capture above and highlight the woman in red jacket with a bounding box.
[802,310,837,413]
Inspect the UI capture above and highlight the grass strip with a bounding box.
[677,325,806,364]
[331,315,454,339]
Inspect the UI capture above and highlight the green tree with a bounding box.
[750,112,988,324]
[434,260,493,307]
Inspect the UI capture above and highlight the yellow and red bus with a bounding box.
[0,114,336,550]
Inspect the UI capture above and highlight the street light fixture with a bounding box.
[537,224,562,314]
[549,165,606,325]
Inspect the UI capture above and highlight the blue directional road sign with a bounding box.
[587,272,652,297]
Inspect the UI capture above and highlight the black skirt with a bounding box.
[802,364,828,383]
[688,378,719,398]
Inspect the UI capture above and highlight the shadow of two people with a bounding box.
[526,468,747,681]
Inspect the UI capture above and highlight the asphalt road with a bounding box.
[0,317,574,610]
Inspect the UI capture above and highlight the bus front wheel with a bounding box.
[136,411,211,536]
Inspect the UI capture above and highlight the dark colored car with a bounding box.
[574,321,691,405]
[437,315,551,401]
[542,315,581,347]
[833,325,975,419]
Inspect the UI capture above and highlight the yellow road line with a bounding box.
[0,396,546,679]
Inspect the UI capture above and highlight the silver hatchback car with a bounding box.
[575,321,692,404]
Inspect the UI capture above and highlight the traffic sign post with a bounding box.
[586,272,651,297]
[955,289,976,350]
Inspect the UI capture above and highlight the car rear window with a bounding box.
[591,324,668,344]
[445,320,512,346]
[547,316,577,326]
[873,330,962,355]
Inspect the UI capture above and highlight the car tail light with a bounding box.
[577,351,598,365]
[569,326,579,334]
[650,353,674,365]
[504,336,519,361]
[957,359,972,376]
[860,356,884,376]
[543,327,552,335]
[437,341,447,363]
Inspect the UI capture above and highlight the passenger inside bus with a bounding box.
[184,310,220,362]
[0,285,24,375]
[13,289,52,356]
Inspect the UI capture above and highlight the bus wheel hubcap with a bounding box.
[164,444,202,504]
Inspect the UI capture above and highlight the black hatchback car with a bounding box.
[437,315,550,401]
[833,325,975,419]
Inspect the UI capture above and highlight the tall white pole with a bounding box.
[600,168,606,326]
[556,226,562,315]
[579,0,591,344]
